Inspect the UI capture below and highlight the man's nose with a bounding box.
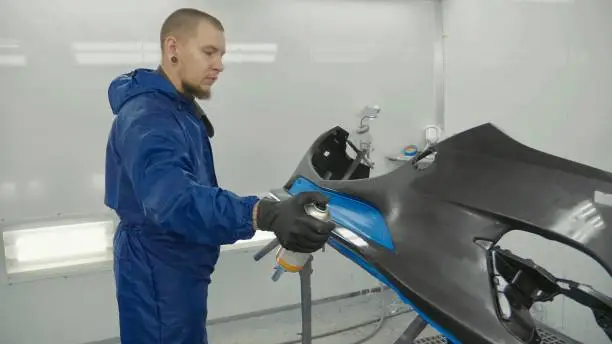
[213,58,224,72]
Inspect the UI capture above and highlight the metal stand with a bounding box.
[253,237,315,344]
[299,258,314,344]
[252,143,371,344]
[394,316,428,344]
[253,238,280,261]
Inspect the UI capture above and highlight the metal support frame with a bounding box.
[253,230,316,344]
[252,123,375,343]
[299,258,314,343]
[394,316,429,344]
[254,235,434,344]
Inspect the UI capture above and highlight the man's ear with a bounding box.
[164,36,179,61]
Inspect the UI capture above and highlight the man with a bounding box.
[104,8,335,344]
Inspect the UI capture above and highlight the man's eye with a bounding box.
[204,51,214,56]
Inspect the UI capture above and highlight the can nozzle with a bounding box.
[313,201,327,211]
[271,265,285,282]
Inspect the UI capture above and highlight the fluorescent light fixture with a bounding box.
[72,41,164,66]
[72,42,155,52]
[226,43,277,63]
[310,44,375,64]
[3,220,115,275]
[0,42,20,49]
[224,53,276,63]
[72,41,277,65]
[0,39,26,66]
[0,54,27,66]
[228,43,277,53]
[74,53,146,65]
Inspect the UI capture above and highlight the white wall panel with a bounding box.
[0,1,439,343]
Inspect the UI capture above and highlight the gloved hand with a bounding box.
[255,191,335,253]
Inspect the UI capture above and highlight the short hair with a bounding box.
[160,8,224,50]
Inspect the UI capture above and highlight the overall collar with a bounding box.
[156,66,215,138]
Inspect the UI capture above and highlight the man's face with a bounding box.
[176,21,226,99]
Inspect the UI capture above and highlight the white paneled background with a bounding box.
[443,0,612,343]
[0,0,437,226]
[0,1,438,343]
[1,0,611,343]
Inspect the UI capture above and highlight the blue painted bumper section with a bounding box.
[287,176,460,344]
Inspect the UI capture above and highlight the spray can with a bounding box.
[271,202,332,281]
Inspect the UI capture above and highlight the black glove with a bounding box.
[256,191,336,253]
